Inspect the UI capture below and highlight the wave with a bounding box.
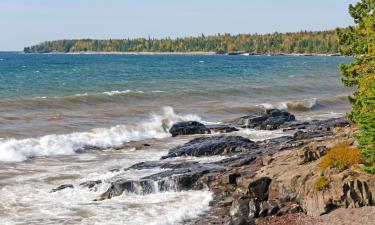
[260,95,349,112]
[0,90,165,109]
[260,98,317,111]
[102,90,144,96]
[0,107,201,162]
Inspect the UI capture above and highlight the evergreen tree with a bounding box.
[337,0,375,173]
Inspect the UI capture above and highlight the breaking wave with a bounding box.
[0,107,201,162]
[260,96,348,112]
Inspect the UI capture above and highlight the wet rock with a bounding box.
[99,165,213,200]
[226,217,255,225]
[169,121,211,137]
[281,117,349,131]
[79,180,102,189]
[230,109,295,130]
[293,130,333,140]
[51,184,74,192]
[248,198,260,219]
[161,136,256,159]
[230,197,250,218]
[248,177,272,201]
[206,124,239,133]
[97,179,156,200]
[126,161,161,170]
[258,200,280,217]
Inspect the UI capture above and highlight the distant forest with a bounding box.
[24,30,341,54]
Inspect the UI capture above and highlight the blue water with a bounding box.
[0,52,352,99]
[0,52,352,138]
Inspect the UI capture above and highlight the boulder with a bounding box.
[230,197,250,217]
[169,121,211,137]
[258,200,280,217]
[230,109,295,130]
[248,177,272,201]
[161,136,256,159]
[248,198,260,219]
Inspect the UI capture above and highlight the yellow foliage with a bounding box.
[315,176,329,191]
[319,142,360,171]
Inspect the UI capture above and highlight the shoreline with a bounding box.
[45,108,374,225]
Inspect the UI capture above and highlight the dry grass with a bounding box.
[319,141,360,171]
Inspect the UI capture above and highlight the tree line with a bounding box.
[24,30,340,54]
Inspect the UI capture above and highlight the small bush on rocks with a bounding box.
[319,141,360,171]
[315,176,329,191]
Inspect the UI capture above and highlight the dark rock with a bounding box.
[229,197,250,217]
[98,179,156,200]
[79,180,102,189]
[161,136,256,159]
[51,184,74,192]
[160,161,199,169]
[299,145,327,164]
[99,164,214,200]
[248,177,272,201]
[126,161,161,170]
[226,217,255,225]
[206,124,239,133]
[258,201,279,217]
[293,130,333,140]
[289,204,303,213]
[230,109,295,130]
[248,198,260,219]
[169,121,211,137]
[228,173,242,185]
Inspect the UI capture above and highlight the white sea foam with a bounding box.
[0,107,202,162]
[260,98,317,111]
[102,90,144,96]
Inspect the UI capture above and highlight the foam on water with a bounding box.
[260,98,318,111]
[0,107,202,162]
[102,90,144,96]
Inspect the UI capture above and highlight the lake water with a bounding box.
[0,52,352,224]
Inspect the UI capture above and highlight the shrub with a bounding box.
[315,176,330,191]
[361,165,375,174]
[319,142,360,171]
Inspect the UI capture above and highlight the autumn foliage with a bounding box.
[319,142,361,171]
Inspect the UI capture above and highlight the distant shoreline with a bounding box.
[29,51,343,57]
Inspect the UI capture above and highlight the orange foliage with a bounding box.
[319,142,360,171]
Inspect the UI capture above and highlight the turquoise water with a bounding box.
[0,52,351,99]
[0,52,352,139]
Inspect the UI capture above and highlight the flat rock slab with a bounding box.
[161,136,256,159]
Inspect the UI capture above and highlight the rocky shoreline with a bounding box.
[51,109,374,225]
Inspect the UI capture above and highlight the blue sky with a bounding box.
[1,0,358,51]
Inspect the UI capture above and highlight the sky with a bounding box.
[0,0,358,51]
